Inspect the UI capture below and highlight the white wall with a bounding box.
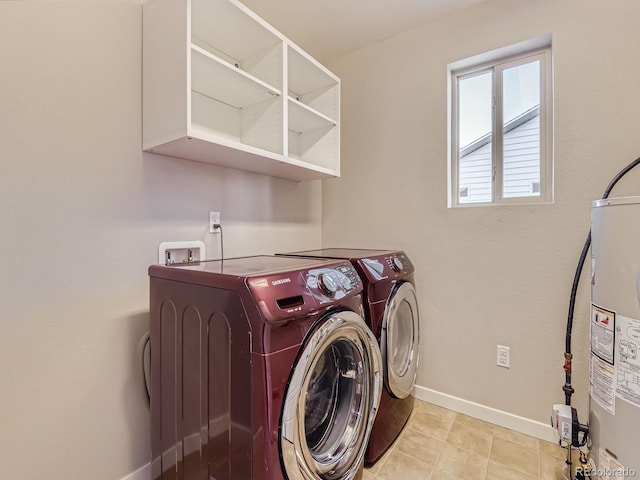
[0,2,321,479]
[324,0,640,428]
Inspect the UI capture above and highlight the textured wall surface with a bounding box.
[3,1,640,478]
[0,2,321,478]
[324,0,640,427]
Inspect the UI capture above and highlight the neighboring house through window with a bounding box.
[448,36,553,206]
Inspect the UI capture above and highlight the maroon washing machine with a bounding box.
[149,255,383,480]
[277,249,420,465]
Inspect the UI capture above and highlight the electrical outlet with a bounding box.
[209,211,221,234]
[497,345,510,368]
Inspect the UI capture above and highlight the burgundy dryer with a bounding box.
[277,249,420,465]
[149,255,383,480]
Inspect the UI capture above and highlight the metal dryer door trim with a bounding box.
[381,281,420,399]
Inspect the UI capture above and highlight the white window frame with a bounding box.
[448,36,553,207]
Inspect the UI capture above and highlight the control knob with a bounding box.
[317,273,338,297]
[391,257,403,272]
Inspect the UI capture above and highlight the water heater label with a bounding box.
[598,448,628,479]
[615,314,640,409]
[591,352,615,415]
[591,304,616,365]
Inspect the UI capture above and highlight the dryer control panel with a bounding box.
[386,253,412,273]
[361,252,414,280]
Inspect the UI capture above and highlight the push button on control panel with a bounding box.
[335,265,359,292]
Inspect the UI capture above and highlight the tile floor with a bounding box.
[363,399,574,480]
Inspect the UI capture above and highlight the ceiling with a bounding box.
[239,0,490,63]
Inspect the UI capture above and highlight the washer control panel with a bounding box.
[308,263,361,301]
[248,260,363,320]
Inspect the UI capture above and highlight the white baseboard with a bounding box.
[121,462,150,480]
[121,387,556,479]
[414,385,556,443]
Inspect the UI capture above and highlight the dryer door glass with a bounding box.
[280,311,382,480]
[391,300,413,376]
[382,281,420,399]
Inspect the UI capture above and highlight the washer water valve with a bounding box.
[551,404,589,447]
[575,452,595,480]
[159,241,206,265]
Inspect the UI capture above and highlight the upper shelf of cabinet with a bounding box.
[288,45,338,102]
[190,45,281,108]
[142,0,340,181]
[287,44,339,133]
[191,0,283,88]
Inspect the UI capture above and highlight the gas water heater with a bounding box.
[590,196,640,478]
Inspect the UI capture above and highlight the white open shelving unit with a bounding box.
[142,0,340,181]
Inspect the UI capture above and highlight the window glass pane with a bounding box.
[502,60,540,198]
[458,71,493,204]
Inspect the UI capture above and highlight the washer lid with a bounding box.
[154,255,341,277]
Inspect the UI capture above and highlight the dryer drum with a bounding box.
[280,311,382,480]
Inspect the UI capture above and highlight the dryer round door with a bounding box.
[280,310,382,480]
[381,281,420,399]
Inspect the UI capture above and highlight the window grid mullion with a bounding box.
[493,65,504,203]
[451,71,460,207]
